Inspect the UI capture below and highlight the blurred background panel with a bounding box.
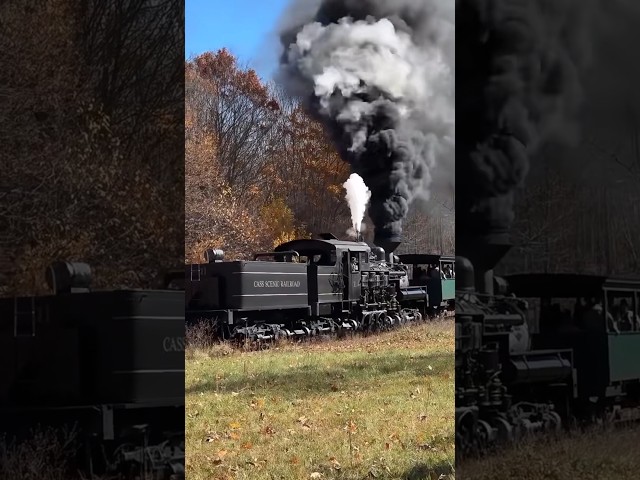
[0,1,185,478]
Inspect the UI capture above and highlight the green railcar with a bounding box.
[398,254,455,312]
[504,273,640,418]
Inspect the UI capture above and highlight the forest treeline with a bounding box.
[503,136,640,276]
[505,166,640,276]
[185,49,455,264]
[0,0,183,294]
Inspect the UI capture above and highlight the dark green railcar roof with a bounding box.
[503,273,640,298]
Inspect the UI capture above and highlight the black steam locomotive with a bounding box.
[455,237,640,457]
[186,234,455,341]
[0,262,185,479]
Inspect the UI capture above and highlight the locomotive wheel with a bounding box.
[491,416,513,445]
[545,411,562,433]
[476,420,494,453]
[456,410,478,458]
[456,428,473,460]
[380,312,390,331]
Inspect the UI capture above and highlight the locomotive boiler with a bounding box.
[186,233,455,341]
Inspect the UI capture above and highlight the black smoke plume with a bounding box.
[277,0,454,241]
[457,0,595,236]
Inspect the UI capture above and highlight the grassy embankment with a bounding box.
[186,321,455,480]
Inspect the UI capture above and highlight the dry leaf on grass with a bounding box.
[345,420,357,434]
[298,416,312,430]
[212,449,228,465]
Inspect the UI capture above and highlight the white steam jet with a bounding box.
[343,173,371,241]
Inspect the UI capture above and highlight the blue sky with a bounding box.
[186,0,290,81]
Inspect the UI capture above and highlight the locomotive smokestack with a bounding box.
[457,229,511,296]
[374,228,401,262]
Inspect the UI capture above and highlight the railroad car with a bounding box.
[398,253,456,314]
[0,261,185,479]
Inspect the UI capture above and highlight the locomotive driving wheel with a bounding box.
[475,419,494,453]
[491,416,514,445]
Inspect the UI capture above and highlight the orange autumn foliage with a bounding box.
[185,50,352,263]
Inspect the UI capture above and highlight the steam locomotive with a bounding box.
[455,237,640,457]
[0,262,185,479]
[185,233,455,341]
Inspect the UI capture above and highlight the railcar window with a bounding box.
[606,291,638,332]
[441,261,454,279]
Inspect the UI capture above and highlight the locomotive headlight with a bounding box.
[45,261,92,294]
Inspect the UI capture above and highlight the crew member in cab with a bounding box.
[351,256,359,273]
[443,264,453,279]
[618,299,640,331]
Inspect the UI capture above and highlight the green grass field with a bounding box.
[457,424,640,480]
[185,321,455,480]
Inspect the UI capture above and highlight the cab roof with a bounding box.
[275,238,371,254]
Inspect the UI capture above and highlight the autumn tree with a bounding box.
[185,50,350,262]
[0,0,183,294]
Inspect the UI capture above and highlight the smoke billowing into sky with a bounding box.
[277,0,454,241]
[456,0,596,236]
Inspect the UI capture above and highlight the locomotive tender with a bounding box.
[0,261,185,479]
[455,236,640,457]
[186,234,455,341]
